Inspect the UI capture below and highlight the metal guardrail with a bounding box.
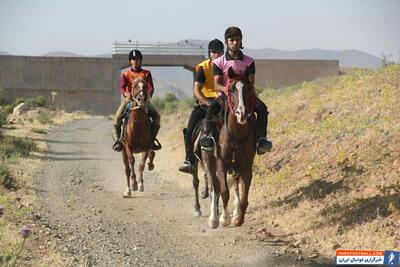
[112,41,207,56]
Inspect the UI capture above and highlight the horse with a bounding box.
[121,77,155,197]
[203,67,257,228]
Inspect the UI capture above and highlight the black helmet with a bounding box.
[129,49,143,61]
[208,39,224,52]
[224,26,242,40]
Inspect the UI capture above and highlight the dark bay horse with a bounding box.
[203,68,257,228]
[122,78,155,197]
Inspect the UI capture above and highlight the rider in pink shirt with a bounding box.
[200,26,272,155]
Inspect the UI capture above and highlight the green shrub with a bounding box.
[0,163,16,189]
[26,95,46,108]
[0,110,6,127]
[0,137,37,161]
[2,104,14,114]
[13,98,25,106]
[151,96,165,110]
[37,113,53,124]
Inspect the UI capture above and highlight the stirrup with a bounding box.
[151,139,162,150]
[178,160,194,174]
[112,140,123,152]
[200,136,215,152]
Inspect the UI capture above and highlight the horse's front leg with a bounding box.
[148,150,155,171]
[138,151,148,192]
[203,152,219,228]
[201,172,209,199]
[218,160,231,227]
[232,173,242,226]
[122,149,132,198]
[128,153,138,192]
[236,169,252,226]
[192,161,202,217]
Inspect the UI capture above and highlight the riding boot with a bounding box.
[150,124,162,150]
[112,124,123,152]
[256,115,272,155]
[179,128,195,174]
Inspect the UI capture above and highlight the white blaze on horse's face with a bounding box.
[136,81,146,105]
[235,81,247,125]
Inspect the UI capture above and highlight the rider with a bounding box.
[178,39,224,173]
[200,26,273,155]
[112,49,161,152]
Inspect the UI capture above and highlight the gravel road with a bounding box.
[35,118,317,267]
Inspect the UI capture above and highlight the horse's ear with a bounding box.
[228,67,238,79]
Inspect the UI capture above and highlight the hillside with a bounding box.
[155,64,400,259]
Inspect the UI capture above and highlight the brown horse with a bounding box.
[203,68,257,228]
[122,78,155,197]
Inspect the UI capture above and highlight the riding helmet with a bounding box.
[129,49,143,61]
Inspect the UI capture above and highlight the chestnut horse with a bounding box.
[122,78,155,197]
[203,68,257,228]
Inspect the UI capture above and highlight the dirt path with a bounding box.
[35,118,314,267]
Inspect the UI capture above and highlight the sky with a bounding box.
[0,0,399,58]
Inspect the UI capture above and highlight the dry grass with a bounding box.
[156,65,400,258]
[0,108,91,267]
[251,64,400,256]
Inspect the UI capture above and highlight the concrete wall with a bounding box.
[0,55,339,114]
[0,55,113,114]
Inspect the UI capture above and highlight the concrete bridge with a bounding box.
[0,41,339,114]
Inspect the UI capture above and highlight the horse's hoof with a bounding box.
[208,219,219,229]
[193,210,202,217]
[148,162,154,171]
[234,217,243,227]
[219,216,231,227]
[131,183,138,191]
[138,183,144,192]
[123,190,132,198]
[201,190,209,199]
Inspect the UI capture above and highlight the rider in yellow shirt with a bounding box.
[178,39,224,173]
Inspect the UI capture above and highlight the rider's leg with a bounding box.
[113,98,129,152]
[254,97,272,154]
[147,102,162,150]
[200,99,221,151]
[179,105,205,173]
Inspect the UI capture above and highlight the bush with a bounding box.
[0,163,16,189]
[151,96,165,110]
[37,113,53,124]
[0,110,6,127]
[26,95,46,108]
[0,137,37,161]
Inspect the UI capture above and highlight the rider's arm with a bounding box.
[193,66,210,106]
[119,73,129,97]
[193,82,209,105]
[249,61,256,91]
[146,72,155,98]
[213,64,227,94]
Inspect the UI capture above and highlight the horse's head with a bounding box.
[227,67,254,125]
[130,78,148,108]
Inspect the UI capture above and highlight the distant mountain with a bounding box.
[243,48,381,68]
[42,51,83,57]
[96,53,112,58]
[0,51,12,55]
